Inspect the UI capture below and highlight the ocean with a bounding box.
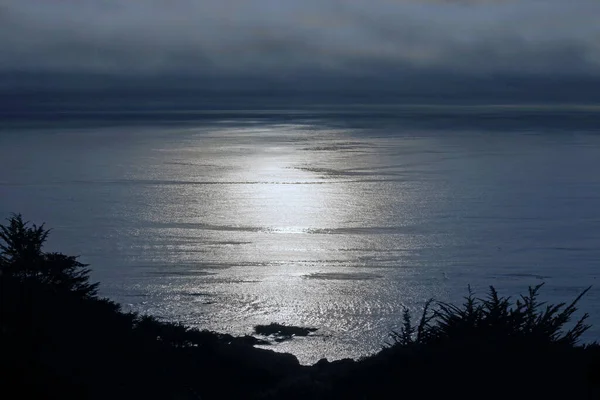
[2,103,600,364]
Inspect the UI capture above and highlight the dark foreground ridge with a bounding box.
[1,214,600,399]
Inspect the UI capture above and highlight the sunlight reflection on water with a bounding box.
[2,119,600,364]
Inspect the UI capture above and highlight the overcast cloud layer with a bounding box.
[2,0,600,96]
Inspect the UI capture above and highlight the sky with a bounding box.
[2,0,600,101]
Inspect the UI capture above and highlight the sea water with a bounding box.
[2,104,600,364]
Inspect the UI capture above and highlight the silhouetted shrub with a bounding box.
[390,284,591,349]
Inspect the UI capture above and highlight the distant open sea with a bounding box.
[2,103,600,364]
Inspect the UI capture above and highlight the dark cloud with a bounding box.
[1,0,600,99]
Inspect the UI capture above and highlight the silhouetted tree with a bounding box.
[0,214,98,297]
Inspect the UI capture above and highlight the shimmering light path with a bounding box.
[2,110,600,363]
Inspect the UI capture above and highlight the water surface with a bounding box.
[2,105,600,363]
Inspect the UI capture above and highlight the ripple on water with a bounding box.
[304,272,382,281]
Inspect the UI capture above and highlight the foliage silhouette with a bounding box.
[0,213,98,297]
[389,284,591,348]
